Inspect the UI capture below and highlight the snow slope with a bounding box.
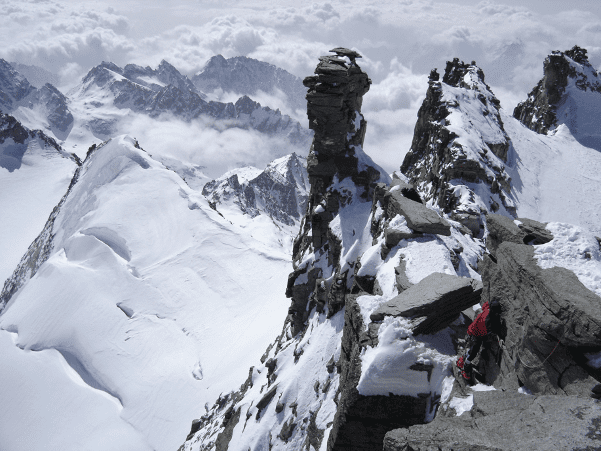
[0,136,293,451]
[504,113,601,236]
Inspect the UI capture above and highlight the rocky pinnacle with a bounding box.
[286,48,383,336]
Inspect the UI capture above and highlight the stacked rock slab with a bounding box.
[481,215,601,396]
[400,59,514,234]
[383,390,601,451]
[286,48,382,336]
[514,46,601,135]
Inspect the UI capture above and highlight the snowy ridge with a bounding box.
[514,46,601,150]
[401,60,515,238]
[0,135,295,451]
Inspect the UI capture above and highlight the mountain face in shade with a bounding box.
[193,55,306,111]
[514,45,601,150]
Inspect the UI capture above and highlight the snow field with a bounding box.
[533,222,601,298]
[0,136,293,451]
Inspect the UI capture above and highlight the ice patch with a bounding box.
[585,351,601,369]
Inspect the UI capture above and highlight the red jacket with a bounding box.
[467,302,490,337]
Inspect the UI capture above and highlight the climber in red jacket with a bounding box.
[456,299,504,382]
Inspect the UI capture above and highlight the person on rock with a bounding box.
[456,298,505,382]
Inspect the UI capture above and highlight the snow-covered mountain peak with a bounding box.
[514,45,601,150]
[0,59,36,111]
[202,152,309,231]
[401,59,513,236]
[193,55,306,111]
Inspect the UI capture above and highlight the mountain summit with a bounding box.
[514,45,601,150]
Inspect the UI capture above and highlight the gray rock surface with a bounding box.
[389,191,451,236]
[370,272,482,335]
[481,242,601,396]
[384,390,601,451]
[486,213,553,257]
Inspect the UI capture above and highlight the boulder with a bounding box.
[384,390,601,451]
[387,190,451,236]
[370,272,482,335]
[481,241,601,395]
[486,213,553,257]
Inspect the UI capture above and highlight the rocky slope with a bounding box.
[0,59,73,138]
[400,59,515,236]
[181,48,488,451]
[74,60,311,147]
[202,153,309,228]
[192,55,306,111]
[514,45,601,150]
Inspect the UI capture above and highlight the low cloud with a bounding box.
[119,113,308,180]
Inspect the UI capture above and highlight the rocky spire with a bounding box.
[286,48,387,336]
[514,45,601,149]
[401,58,514,235]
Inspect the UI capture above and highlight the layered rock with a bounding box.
[384,390,601,451]
[401,59,515,234]
[286,47,387,335]
[480,217,601,396]
[514,45,601,150]
[202,153,309,227]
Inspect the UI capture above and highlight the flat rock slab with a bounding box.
[384,390,601,451]
[388,190,451,236]
[370,272,482,335]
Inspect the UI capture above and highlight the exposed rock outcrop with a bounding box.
[384,390,601,451]
[370,272,482,335]
[286,47,388,336]
[401,59,515,230]
[514,45,601,150]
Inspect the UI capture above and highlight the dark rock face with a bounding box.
[384,390,601,451]
[514,46,601,136]
[481,242,601,395]
[486,214,553,257]
[286,48,386,336]
[0,59,73,136]
[202,153,309,227]
[401,59,514,227]
[192,55,306,111]
[370,272,482,335]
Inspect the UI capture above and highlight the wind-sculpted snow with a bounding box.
[0,136,294,451]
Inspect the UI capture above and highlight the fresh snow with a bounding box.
[0,136,293,451]
[533,222,601,298]
[0,138,77,284]
[357,316,454,399]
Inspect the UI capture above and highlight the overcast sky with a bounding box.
[2,0,601,173]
